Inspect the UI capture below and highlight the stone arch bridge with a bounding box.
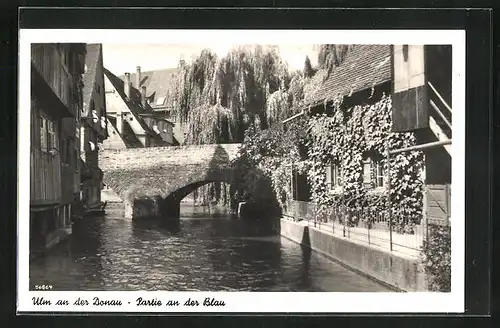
[100,144,242,220]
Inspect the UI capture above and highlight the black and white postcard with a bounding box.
[18,28,465,313]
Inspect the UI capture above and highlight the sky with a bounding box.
[102,44,319,75]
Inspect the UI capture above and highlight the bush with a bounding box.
[420,225,451,292]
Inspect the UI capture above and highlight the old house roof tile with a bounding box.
[303,45,392,109]
[82,44,102,113]
[121,68,178,108]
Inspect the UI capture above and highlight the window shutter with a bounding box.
[363,159,372,187]
[325,165,332,189]
[334,165,341,187]
[40,117,47,152]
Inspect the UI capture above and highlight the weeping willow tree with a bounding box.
[317,44,353,79]
[168,44,353,210]
[168,45,293,145]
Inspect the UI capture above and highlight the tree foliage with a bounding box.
[169,46,295,144]
[303,55,315,78]
[317,44,353,79]
[421,225,451,292]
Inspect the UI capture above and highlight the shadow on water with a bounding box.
[298,245,312,289]
[131,217,182,237]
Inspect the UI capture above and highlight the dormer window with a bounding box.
[89,100,95,118]
[92,109,99,123]
[153,125,160,134]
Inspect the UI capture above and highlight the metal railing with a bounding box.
[283,200,425,257]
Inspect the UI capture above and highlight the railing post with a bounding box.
[367,207,371,245]
[342,205,346,238]
[386,140,393,252]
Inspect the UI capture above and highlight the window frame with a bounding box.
[325,162,342,191]
[373,159,385,188]
[40,116,47,153]
[362,154,386,190]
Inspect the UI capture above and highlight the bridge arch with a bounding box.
[100,144,241,220]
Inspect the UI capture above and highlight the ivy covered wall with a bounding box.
[235,90,425,234]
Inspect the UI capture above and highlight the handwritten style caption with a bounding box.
[32,296,226,308]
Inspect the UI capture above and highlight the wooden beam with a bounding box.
[282,111,304,124]
[389,139,452,155]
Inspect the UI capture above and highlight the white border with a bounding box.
[18,29,466,313]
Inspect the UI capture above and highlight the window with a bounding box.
[373,160,385,188]
[362,155,386,189]
[325,163,342,189]
[40,117,47,152]
[291,168,311,201]
[47,120,56,151]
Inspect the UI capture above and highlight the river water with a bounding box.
[29,203,391,292]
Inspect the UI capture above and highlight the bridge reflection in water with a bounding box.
[29,203,391,292]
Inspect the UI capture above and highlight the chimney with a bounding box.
[124,72,131,99]
[136,66,141,89]
[141,86,147,107]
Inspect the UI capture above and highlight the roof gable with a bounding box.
[120,68,179,106]
[103,67,156,135]
[303,45,392,108]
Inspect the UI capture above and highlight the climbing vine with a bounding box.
[306,94,424,233]
[234,93,425,233]
[421,225,451,292]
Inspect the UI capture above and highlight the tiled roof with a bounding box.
[82,44,102,113]
[303,45,392,108]
[120,68,178,108]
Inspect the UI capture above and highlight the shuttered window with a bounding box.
[374,160,385,188]
[325,164,342,189]
[363,156,386,189]
[40,117,47,152]
[47,120,56,151]
[362,159,372,187]
[325,165,332,189]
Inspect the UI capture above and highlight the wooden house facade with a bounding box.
[30,43,86,252]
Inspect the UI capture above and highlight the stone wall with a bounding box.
[280,219,428,292]
[100,144,241,219]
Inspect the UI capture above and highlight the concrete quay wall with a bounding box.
[279,219,428,292]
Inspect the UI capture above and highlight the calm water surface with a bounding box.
[30,203,391,292]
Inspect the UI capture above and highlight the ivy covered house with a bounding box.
[282,44,452,239]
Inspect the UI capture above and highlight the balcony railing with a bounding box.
[31,45,73,111]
